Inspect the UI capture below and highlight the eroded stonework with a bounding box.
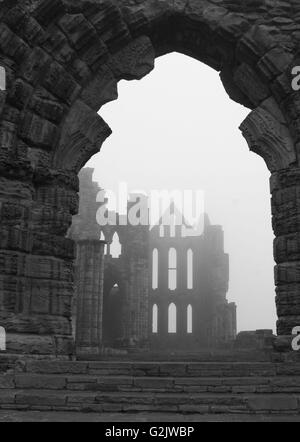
[0,0,300,355]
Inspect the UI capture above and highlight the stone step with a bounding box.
[2,359,300,415]
[2,374,300,394]
[80,350,273,363]
[0,389,299,414]
[0,410,299,422]
[18,360,300,377]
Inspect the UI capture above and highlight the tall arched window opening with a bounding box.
[168,248,177,290]
[187,249,194,289]
[168,303,177,333]
[111,232,122,258]
[152,304,158,334]
[187,305,193,334]
[152,249,158,289]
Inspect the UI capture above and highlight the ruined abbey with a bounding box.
[1,0,300,420]
[70,168,236,356]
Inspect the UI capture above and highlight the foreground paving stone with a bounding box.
[1,360,300,417]
[0,411,299,423]
[248,396,299,412]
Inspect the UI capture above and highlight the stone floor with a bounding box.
[0,411,300,422]
[3,356,300,420]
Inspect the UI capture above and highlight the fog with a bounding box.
[86,52,276,333]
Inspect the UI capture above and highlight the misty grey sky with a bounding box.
[87,52,276,333]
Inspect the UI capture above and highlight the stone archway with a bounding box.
[0,0,299,356]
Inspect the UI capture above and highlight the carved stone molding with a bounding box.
[240,107,296,172]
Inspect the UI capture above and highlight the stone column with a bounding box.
[158,247,168,290]
[271,168,300,341]
[177,248,186,293]
[155,300,168,349]
[0,173,78,357]
[177,300,186,339]
[75,240,106,356]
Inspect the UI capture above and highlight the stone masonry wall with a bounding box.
[0,0,300,354]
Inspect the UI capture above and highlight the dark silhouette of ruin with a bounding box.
[70,169,236,355]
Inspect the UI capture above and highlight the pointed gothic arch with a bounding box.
[111,232,122,259]
[0,0,298,355]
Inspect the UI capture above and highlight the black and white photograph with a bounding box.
[0,0,300,425]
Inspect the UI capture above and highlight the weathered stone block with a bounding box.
[27,361,88,375]
[4,7,45,46]
[0,312,72,335]
[0,228,33,254]
[134,378,173,390]
[19,112,58,150]
[42,26,76,66]
[275,262,300,285]
[20,47,51,85]
[0,391,16,404]
[0,375,14,389]
[108,36,155,81]
[257,47,294,82]
[274,234,300,263]
[36,185,79,215]
[87,1,131,52]
[42,61,81,104]
[80,66,118,110]
[31,205,72,236]
[6,333,55,355]
[59,14,108,70]
[32,233,76,260]
[178,404,209,413]
[248,396,298,411]
[29,88,66,124]
[34,0,65,27]
[16,392,67,407]
[234,63,269,105]
[15,375,66,390]
[0,23,29,62]
[55,336,74,356]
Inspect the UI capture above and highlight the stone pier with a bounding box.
[75,240,106,357]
